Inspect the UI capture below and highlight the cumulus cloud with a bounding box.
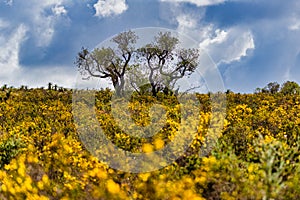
[199,28,255,64]
[167,6,255,93]
[0,0,115,89]
[174,13,255,65]
[199,29,228,48]
[93,0,128,17]
[176,14,197,29]
[0,1,70,47]
[0,21,76,88]
[160,0,227,7]
[24,0,70,47]
[0,24,27,80]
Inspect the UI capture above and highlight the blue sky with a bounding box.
[0,0,300,93]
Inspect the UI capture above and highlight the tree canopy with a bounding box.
[255,81,300,95]
[76,30,199,96]
[281,81,300,95]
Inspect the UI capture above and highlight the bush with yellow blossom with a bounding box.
[0,86,300,199]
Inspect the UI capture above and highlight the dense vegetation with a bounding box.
[1,82,300,199]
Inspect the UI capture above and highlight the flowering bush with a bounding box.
[0,87,300,199]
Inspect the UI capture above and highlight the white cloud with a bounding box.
[34,18,55,47]
[174,13,255,65]
[289,23,300,31]
[288,16,300,31]
[0,21,76,88]
[200,28,255,64]
[199,29,228,48]
[25,0,70,47]
[0,65,77,89]
[52,4,67,16]
[15,66,76,88]
[160,0,227,7]
[0,24,27,79]
[171,11,254,92]
[93,0,128,17]
[176,14,197,29]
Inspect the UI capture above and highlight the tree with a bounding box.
[280,81,300,95]
[76,30,138,96]
[254,88,262,94]
[134,32,199,96]
[262,82,280,94]
[76,30,199,97]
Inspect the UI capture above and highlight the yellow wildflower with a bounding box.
[142,143,153,153]
[106,179,120,194]
[154,139,164,150]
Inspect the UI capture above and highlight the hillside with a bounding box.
[0,86,300,199]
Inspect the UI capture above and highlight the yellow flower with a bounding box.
[154,139,164,150]
[183,189,194,198]
[108,169,114,174]
[9,187,16,195]
[142,143,153,153]
[17,166,26,177]
[64,183,74,190]
[248,164,254,173]
[1,184,7,192]
[27,154,39,163]
[139,173,151,182]
[106,179,120,194]
[195,176,206,185]
[37,195,49,200]
[4,164,10,170]
[16,177,23,184]
[42,174,49,185]
[202,156,217,166]
[24,177,33,191]
[249,174,255,181]
[37,181,44,190]
[96,170,108,179]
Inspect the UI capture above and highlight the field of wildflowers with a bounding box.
[1,86,300,199]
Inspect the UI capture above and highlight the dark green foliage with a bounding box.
[280,81,300,95]
[0,136,24,169]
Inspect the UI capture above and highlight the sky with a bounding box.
[0,0,300,93]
